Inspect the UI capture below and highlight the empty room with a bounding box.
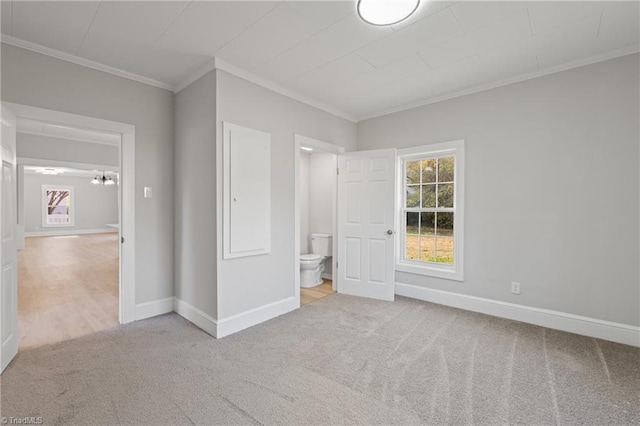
[0,1,638,425]
[16,121,121,350]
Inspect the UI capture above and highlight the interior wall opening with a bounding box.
[16,119,122,349]
[297,137,340,307]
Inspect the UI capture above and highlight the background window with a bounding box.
[42,185,74,227]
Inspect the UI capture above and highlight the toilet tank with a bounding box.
[311,233,332,257]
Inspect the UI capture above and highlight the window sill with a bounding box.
[396,261,463,282]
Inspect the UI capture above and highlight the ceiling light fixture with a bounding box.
[301,146,313,151]
[38,168,63,175]
[357,0,420,26]
[92,171,116,186]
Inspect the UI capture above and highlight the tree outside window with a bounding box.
[42,186,74,227]
[404,156,455,265]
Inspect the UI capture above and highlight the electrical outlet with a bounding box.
[511,282,521,295]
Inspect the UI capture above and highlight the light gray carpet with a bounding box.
[1,294,638,425]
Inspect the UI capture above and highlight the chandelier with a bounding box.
[91,171,116,186]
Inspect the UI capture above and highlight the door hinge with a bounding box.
[121,237,125,244]
[336,262,338,268]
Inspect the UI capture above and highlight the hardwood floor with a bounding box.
[300,279,334,306]
[17,233,119,349]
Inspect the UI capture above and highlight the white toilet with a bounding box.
[300,233,332,288]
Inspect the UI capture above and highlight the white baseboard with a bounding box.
[395,282,640,347]
[174,296,298,339]
[134,297,174,321]
[216,297,297,338]
[25,228,117,237]
[173,298,218,338]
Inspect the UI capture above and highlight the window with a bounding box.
[397,141,464,281]
[42,185,74,227]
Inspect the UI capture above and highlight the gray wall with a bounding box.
[308,152,336,278]
[17,133,119,167]
[216,69,357,319]
[300,152,310,254]
[309,152,336,237]
[24,173,118,233]
[357,54,640,327]
[2,44,174,304]
[174,71,218,319]
[299,151,336,254]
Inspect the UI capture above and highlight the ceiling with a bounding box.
[17,117,121,146]
[1,1,638,120]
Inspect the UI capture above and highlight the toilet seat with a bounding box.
[300,254,322,262]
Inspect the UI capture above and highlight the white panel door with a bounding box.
[337,149,396,301]
[1,105,18,373]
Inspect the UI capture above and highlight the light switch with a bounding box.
[144,187,153,198]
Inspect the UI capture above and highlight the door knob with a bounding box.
[386,229,394,235]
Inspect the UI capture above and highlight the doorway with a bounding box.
[294,135,343,307]
[1,103,135,371]
[294,136,398,309]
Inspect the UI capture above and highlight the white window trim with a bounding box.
[396,140,464,281]
[42,184,75,227]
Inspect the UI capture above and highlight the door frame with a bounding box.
[3,102,136,324]
[293,134,344,307]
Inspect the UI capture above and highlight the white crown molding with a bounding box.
[173,57,359,123]
[2,33,358,123]
[1,35,174,92]
[172,58,217,94]
[3,35,637,125]
[214,58,358,123]
[357,46,640,121]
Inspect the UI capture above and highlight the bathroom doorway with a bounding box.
[294,135,344,307]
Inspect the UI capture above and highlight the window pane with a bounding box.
[437,183,454,208]
[436,236,454,264]
[436,212,454,235]
[47,190,69,215]
[421,159,436,183]
[405,234,420,260]
[438,156,454,182]
[436,212,454,264]
[46,189,71,225]
[421,184,436,208]
[406,161,420,184]
[420,236,435,262]
[420,212,435,236]
[406,212,419,235]
[406,185,420,208]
